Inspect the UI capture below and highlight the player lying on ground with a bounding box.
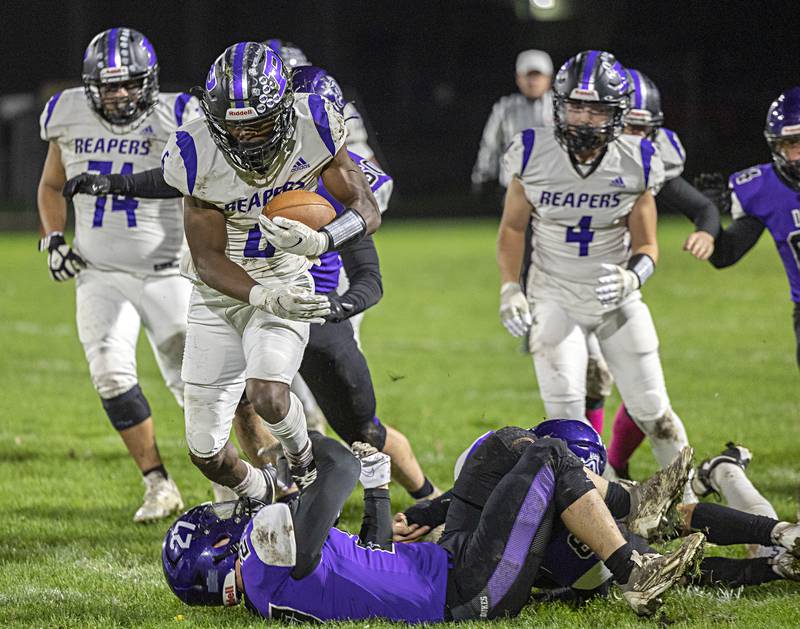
[162,429,705,620]
[394,422,800,602]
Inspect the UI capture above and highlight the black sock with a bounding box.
[142,464,168,480]
[604,482,631,519]
[605,542,635,585]
[409,477,434,500]
[691,503,777,546]
[360,488,392,549]
[696,557,779,587]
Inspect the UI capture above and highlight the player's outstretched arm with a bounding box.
[327,236,383,322]
[63,167,181,201]
[657,176,720,260]
[708,215,765,268]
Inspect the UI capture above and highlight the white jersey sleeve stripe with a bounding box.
[640,138,656,188]
[173,93,194,127]
[42,91,63,138]
[521,128,536,175]
[308,94,337,156]
[174,131,198,195]
[662,128,685,162]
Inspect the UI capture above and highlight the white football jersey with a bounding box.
[343,101,375,161]
[40,87,201,275]
[161,93,347,285]
[503,129,664,285]
[653,127,686,182]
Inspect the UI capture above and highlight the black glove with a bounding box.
[39,232,86,281]
[693,172,731,214]
[62,173,112,200]
[324,293,355,323]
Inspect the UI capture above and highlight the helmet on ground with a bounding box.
[764,87,800,189]
[197,41,295,176]
[553,50,630,155]
[623,68,663,138]
[162,498,265,607]
[82,27,159,131]
[530,419,607,474]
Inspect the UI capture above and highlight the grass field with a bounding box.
[1,217,799,628]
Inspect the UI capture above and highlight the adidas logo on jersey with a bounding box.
[140,125,155,136]
[291,157,310,173]
[609,176,626,188]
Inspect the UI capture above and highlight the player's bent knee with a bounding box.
[246,380,290,423]
[359,417,387,450]
[101,384,152,431]
[624,390,668,424]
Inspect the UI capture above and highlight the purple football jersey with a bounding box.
[239,524,448,623]
[729,163,800,302]
[312,150,393,294]
[537,523,611,591]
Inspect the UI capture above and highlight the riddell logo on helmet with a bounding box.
[781,124,800,135]
[224,584,237,606]
[100,67,130,81]
[569,88,599,101]
[225,107,259,121]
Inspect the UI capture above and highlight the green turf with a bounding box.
[0,217,798,627]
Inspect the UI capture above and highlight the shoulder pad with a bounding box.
[250,503,296,567]
[161,119,207,196]
[39,88,85,141]
[302,93,347,157]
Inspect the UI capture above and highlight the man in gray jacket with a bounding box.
[471,49,554,191]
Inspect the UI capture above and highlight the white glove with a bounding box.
[351,441,391,489]
[258,215,330,257]
[249,285,331,323]
[499,282,532,337]
[595,263,640,307]
[40,233,86,281]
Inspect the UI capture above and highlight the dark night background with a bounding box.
[1,0,799,218]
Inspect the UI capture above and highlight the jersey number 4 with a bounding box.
[566,216,594,256]
[87,160,139,228]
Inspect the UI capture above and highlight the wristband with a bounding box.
[320,208,367,251]
[38,231,64,252]
[626,253,655,287]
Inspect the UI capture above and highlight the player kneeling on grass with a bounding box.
[162,429,704,620]
[394,421,800,605]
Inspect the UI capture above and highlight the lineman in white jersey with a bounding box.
[37,28,201,522]
[161,42,381,499]
[496,51,692,479]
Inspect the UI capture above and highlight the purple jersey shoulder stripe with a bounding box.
[640,137,656,187]
[662,128,684,162]
[175,131,198,195]
[580,51,599,89]
[232,42,247,107]
[174,93,192,126]
[631,70,643,109]
[44,91,63,131]
[107,28,119,68]
[486,463,555,605]
[309,94,336,156]
[521,129,536,174]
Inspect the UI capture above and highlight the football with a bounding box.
[263,190,336,231]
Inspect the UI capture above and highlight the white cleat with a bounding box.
[133,474,184,523]
[619,532,705,616]
[771,522,800,558]
[691,442,752,498]
[770,548,800,580]
[625,447,693,540]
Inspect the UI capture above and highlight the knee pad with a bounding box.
[184,383,240,458]
[624,389,668,424]
[101,384,151,431]
[344,416,387,450]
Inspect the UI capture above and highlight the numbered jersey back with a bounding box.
[503,129,664,284]
[40,87,201,275]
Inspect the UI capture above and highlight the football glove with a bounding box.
[324,293,354,323]
[62,173,111,200]
[39,232,86,281]
[595,263,640,307]
[249,284,330,324]
[351,442,391,489]
[258,215,330,258]
[499,282,532,337]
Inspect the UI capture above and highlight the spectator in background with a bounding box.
[471,49,554,192]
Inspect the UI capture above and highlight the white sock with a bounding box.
[639,408,689,468]
[710,462,778,519]
[264,392,310,457]
[232,462,267,499]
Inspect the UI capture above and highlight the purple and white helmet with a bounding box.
[82,27,159,131]
[291,65,346,115]
[623,68,663,138]
[263,38,310,68]
[764,87,800,189]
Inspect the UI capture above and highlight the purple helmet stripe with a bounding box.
[640,137,656,187]
[266,39,282,52]
[308,94,336,156]
[107,28,119,68]
[630,70,643,109]
[521,128,536,173]
[175,130,198,194]
[43,91,63,131]
[663,128,685,162]
[232,42,247,107]
[580,50,599,89]
[141,35,157,68]
[174,93,192,126]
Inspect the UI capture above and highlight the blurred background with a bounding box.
[1,0,798,226]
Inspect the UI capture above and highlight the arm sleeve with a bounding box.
[403,489,454,528]
[708,215,765,268]
[358,488,393,550]
[107,167,182,199]
[290,433,360,579]
[656,176,721,236]
[471,101,505,185]
[337,235,383,316]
